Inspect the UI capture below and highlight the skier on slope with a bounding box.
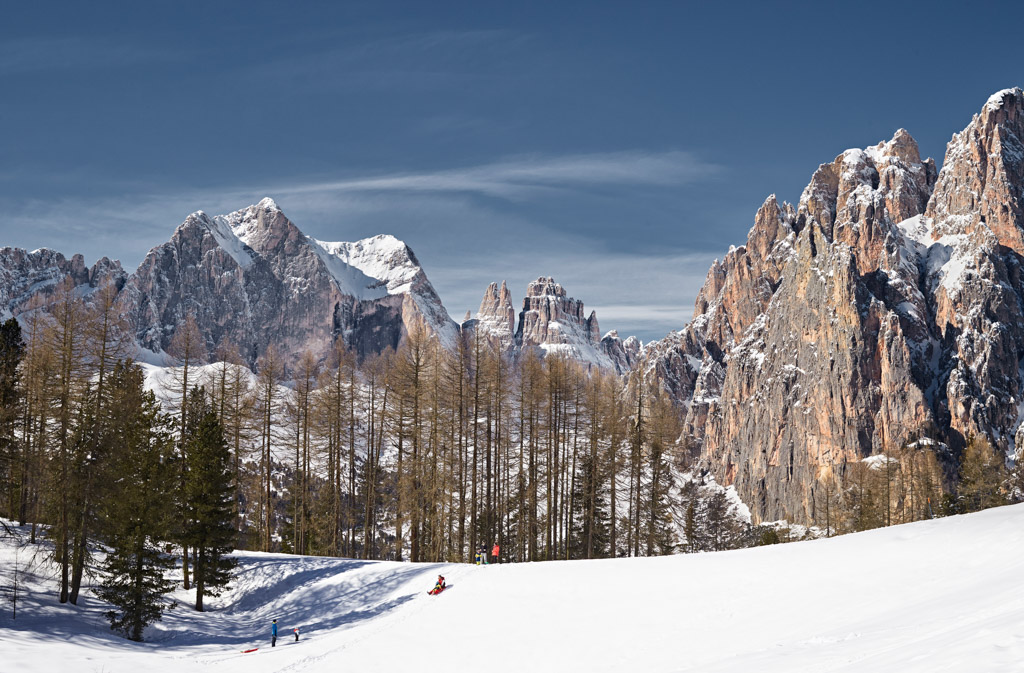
[272,619,278,647]
[429,574,446,595]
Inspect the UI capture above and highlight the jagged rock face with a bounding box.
[465,276,639,374]
[645,90,1024,524]
[602,331,642,373]
[0,248,125,318]
[517,277,598,350]
[922,88,1024,452]
[119,199,458,363]
[929,89,1024,251]
[474,280,517,350]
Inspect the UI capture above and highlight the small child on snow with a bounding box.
[429,574,446,595]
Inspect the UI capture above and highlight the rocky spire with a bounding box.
[928,87,1024,251]
[462,276,637,373]
[474,280,517,347]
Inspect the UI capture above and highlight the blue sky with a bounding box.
[2,1,1022,342]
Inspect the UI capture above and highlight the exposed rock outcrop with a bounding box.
[645,88,1024,524]
[0,248,125,318]
[464,276,639,373]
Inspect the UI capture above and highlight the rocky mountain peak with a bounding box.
[111,200,458,362]
[518,276,593,346]
[474,280,516,347]
[928,86,1024,253]
[525,276,567,299]
[641,87,1024,524]
[799,128,936,246]
[463,277,636,373]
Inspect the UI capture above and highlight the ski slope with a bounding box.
[4,505,1024,672]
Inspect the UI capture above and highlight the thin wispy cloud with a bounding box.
[2,150,717,238]
[276,151,718,200]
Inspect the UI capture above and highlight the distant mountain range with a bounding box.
[0,197,633,371]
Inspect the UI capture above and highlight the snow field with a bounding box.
[5,504,1024,672]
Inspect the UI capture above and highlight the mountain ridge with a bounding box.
[644,86,1024,523]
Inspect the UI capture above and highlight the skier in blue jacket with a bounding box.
[272,619,278,647]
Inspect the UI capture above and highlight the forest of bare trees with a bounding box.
[226,321,698,564]
[0,283,716,583]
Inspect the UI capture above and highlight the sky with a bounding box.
[2,1,1023,343]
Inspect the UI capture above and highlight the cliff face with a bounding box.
[646,88,1024,523]
[466,276,639,374]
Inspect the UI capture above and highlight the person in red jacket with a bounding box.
[491,542,500,564]
[429,574,446,595]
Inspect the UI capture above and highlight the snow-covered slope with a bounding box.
[5,505,1024,672]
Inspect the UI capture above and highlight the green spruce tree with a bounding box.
[95,361,177,641]
[0,317,24,520]
[183,388,237,611]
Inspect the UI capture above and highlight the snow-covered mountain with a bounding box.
[123,197,460,361]
[0,198,458,363]
[5,503,1024,672]
[644,87,1024,523]
[463,277,640,374]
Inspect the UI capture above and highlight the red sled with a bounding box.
[241,648,259,653]
[427,583,452,596]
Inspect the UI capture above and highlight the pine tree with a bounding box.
[957,436,1007,513]
[703,489,740,551]
[0,317,24,519]
[572,448,610,558]
[95,361,176,641]
[182,394,237,612]
[167,314,207,589]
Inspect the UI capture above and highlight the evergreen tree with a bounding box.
[572,450,610,558]
[95,361,176,641]
[703,489,740,551]
[957,436,1007,513]
[182,393,237,611]
[0,317,24,519]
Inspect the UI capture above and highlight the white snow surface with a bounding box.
[206,199,424,301]
[7,504,1024,672]
[986,88,1020,111]
[204,212,256,269]
[311,234,419,300]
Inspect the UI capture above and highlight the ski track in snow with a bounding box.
[5,504,1024,671]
